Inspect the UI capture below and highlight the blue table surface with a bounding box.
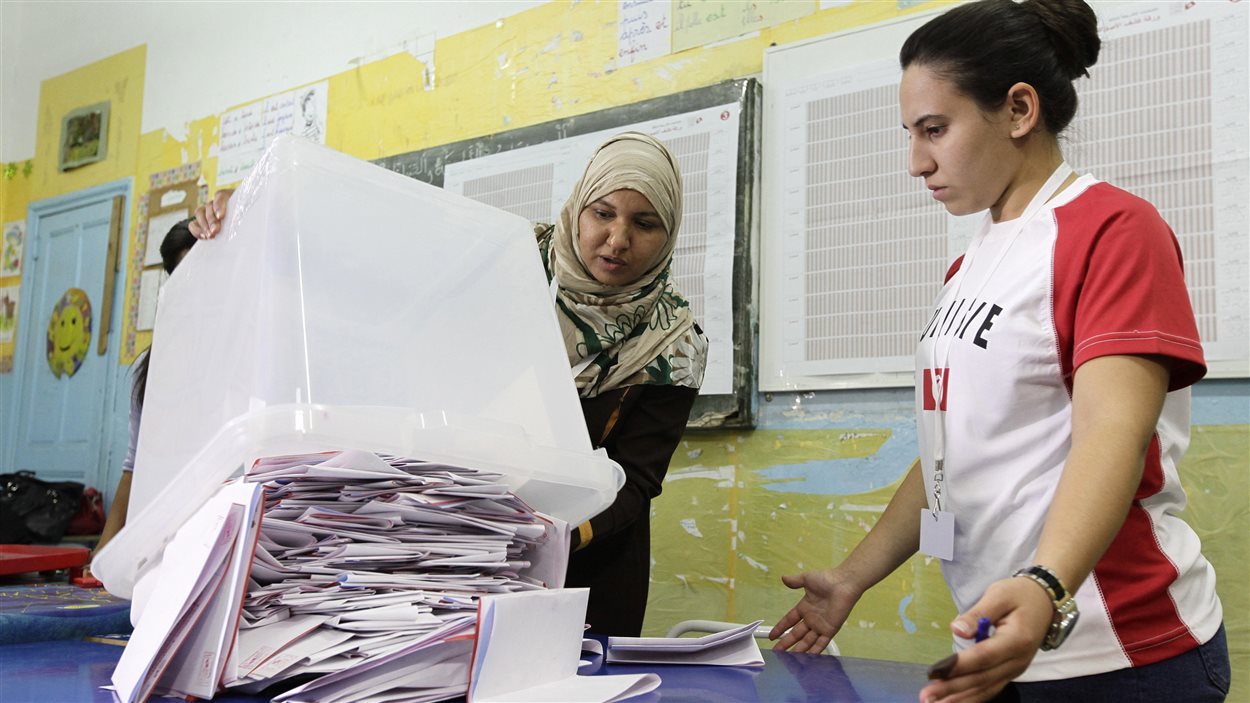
[0,638,931,702]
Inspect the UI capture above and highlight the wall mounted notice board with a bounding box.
[760,0,1249,391]
[376,79,761,428]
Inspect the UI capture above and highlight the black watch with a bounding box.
[1013,565,1080,650]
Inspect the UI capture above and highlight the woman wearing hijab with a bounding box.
[540,132,708,636]
[191,132,707,636]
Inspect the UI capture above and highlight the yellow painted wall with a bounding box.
[8,0,1245,697]
[113,0,953,364]
[3,46,147,374]
[32,45,145,203]
[0,162,33,221]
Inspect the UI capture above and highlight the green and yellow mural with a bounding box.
[651,426,953,664]
[648,388,1248,699]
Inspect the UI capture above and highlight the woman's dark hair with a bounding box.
[899,0,1100,136]
[159,218,197,275]
[133,219,196,406]
[132,349,152,408]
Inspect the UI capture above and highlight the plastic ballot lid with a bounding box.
[95,135,622,598]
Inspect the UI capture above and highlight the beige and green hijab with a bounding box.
[538,132,708,399]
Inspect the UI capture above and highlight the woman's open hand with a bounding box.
[769,568,863,654]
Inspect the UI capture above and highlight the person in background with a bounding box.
[769,1,1228,701]
[93,220,197,555]
[190,132,708,637]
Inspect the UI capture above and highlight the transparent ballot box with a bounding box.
[95,135,622,598]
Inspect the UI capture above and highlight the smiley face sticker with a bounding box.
[47,288,92,378]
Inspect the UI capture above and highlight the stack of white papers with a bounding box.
[606,620,766,667]
[112,480,264,702]
[273,615,478,703]
[112,449,569,703]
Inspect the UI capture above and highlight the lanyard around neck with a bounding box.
[927,163,1076,507]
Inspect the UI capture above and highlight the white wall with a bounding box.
[0,0,545,162]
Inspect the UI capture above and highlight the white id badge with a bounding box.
[919,510,955,561]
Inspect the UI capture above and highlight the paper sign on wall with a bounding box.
[217,82,328,185]
[136,268,168,333]
[0,284,18,345]
[2,220,23,276]
[617,0,672,67]
[672,0,814,52]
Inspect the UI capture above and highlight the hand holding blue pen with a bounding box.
[975,616,992,643]
[927,616,993,680]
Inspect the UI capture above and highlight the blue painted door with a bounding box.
[9,194,120,486]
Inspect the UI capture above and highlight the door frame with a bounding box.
[3,178,133,491]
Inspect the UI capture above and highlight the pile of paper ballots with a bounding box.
[111,448,568,703]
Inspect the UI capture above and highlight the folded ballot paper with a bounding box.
[469,589,660,703]
[606,620,766,667]
[112,480,264,702]
[111,449,571,703]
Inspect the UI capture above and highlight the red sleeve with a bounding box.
[944,255,965,284]
[1052,183,1206,392]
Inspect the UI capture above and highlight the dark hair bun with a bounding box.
[1022,0,1100,79]
[900,0,1099,134]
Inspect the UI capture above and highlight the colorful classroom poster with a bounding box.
[2,220,24,276]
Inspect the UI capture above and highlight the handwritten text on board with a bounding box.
[217,82,328,184]
[672,0,815,52]
[617,0,673,67]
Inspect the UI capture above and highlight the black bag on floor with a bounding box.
[0,470,85,544]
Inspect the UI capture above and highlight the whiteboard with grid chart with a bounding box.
[375,79,761,427]
[760,1,1249,391]
[442,104,740,397]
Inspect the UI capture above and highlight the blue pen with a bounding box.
[975,617,992,643]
